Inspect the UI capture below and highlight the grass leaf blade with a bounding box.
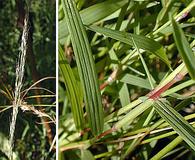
[171,17,195,79]
[88,25,171,68]
[59,45,84,130]
[120,74,152,89]
[154,99,195,151]
[62,0,104,135]
[59,0,128,43]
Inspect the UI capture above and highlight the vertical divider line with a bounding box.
[56,0,59,159]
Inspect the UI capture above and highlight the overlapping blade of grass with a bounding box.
[59,0,129,43]
[62,0,104,135]
[120,74,152,89]
[114,99,154,130]
[154,0,174,30]
[59,45,84,130]
[171,17,195,79]
[88,25,171,68]
[81,150,95,160]
[154,99,195,151]
[159,23,195,35]
[132,37,155,89]
[119,83,130,107]
[162,79,195,97]
[153,0,195,35]
[150,136,183,160]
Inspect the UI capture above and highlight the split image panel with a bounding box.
[0,1,56,159]
[0,0,195,160]
[58,0,195,160]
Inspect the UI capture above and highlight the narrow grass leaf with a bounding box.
[159,23,195,35]
[132,37,155,89]
[162,79,195,97]
[59,45,84,130]
[150,136,183,160]
[154,0,174,30]
[105,98,143,122]
[114,99,154,129]
[62,0,104,135]
[88,25,171,68]
[154,99,195,151]
[171,17,195,79]
[81,150,95,160]
[120,74,152,89]
[59,0,128,43]
[119,83,130,107]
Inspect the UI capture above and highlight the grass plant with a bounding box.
[59,0,195,159]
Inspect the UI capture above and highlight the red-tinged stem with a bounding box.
[148,73,184,100]
[148,81,175,100]
[80,128,91,136]
[99,69,118,91]
[100,82,108,90]
[97,71,186,139]
[97,127,116,139]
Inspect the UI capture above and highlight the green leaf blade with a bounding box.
[88,25,171,68]
[62,0,104,135]
[154,99,195,151]
[171,17,195,79]
[120,74,152,90]
[81,150,95,160]
[59,0,128,43]
[119,83,130,107]
[59,45,85,130]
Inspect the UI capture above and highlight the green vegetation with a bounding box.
[0,1,56,159]
[59,0,195,159]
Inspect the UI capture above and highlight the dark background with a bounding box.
[0,0,56,159]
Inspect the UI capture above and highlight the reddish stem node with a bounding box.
[148,73,184,100]
[97,127,116,139]
[100,82,108,90]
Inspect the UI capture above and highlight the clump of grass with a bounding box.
[59,0,195,159]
